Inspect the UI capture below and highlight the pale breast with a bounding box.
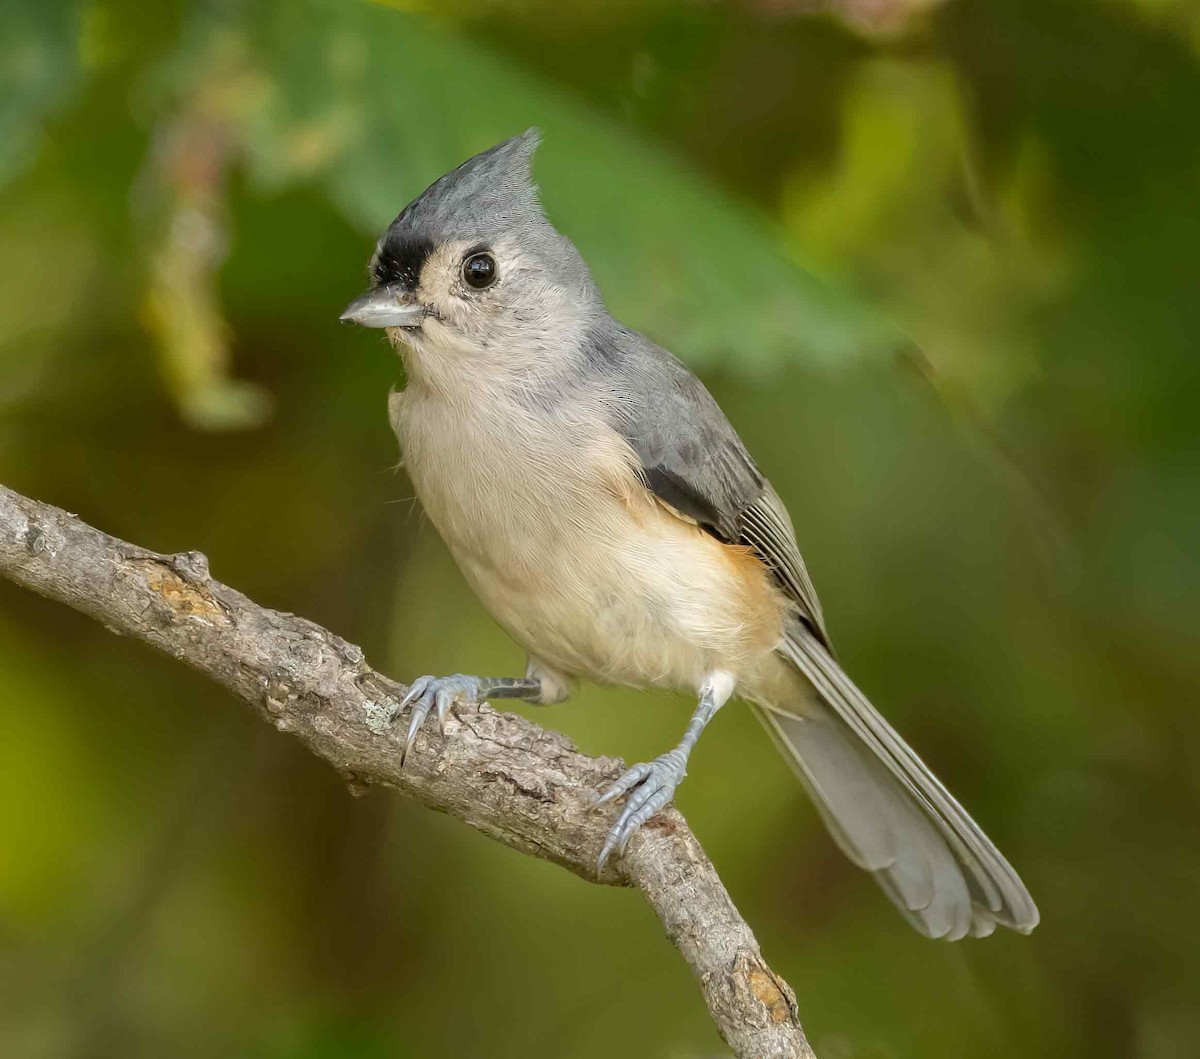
[390,388,785,692]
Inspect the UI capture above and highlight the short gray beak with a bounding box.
[339,284,426,328]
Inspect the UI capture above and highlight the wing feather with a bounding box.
[597,327,827,641]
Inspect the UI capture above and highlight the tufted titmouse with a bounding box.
[340,131,1038,940]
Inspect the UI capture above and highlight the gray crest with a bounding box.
[386,128,546,246]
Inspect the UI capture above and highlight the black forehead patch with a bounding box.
[371,234,435,291]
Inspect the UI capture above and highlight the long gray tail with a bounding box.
[759,623,1039,940]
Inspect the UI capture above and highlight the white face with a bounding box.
[386,233,584,388]
[409,238,509,346]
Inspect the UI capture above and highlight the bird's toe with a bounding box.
[595,753,687,870]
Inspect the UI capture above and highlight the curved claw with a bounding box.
[594,753,686,871]
[434,685,459,732]
[400,697,433,767]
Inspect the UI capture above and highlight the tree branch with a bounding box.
[0,484,813,1059]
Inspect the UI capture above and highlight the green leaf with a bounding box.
[229,0,903,373]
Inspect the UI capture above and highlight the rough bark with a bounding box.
[0,484,814,1059]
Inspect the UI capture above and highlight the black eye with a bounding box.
[462,252,497,289]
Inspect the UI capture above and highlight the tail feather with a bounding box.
[765,623,1039,940]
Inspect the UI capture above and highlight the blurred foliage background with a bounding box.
[1,0,1198,1056]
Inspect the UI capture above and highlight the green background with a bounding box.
[2,1,1198,1056]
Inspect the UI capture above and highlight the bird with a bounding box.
[340,129,1039,940]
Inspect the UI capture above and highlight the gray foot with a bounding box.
[391,674,486,765]
[593,749,688,870]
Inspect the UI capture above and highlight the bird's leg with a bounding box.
[391,659,571,765]
[593,672,735,870]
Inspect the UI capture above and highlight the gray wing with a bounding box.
[599,327,830,646]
